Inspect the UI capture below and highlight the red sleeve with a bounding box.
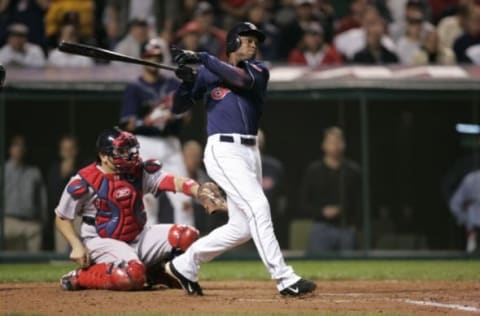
[288,49,307,65]
[322,45,343,65]
[158,174,176,192]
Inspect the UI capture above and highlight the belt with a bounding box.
[219,135,256,146]
[82,216,95,226]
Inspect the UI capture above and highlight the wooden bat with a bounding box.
[58,41,177,71]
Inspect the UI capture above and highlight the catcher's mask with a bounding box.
[96,127,141,174]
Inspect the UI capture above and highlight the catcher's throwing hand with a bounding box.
[197,182,228,214]
[70,244,90,268]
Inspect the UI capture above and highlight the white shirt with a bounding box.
[334,28,396,60]
[47,49,94,67]
[0,43,46,67]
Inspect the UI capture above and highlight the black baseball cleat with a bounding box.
[165,261,203,296]
[280,278,317,297]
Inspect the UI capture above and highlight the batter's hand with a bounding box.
[197,182,228,214]
[70,244,90,268]
[175,65,197,83]
[171,47,201,65]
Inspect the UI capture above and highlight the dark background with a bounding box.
[3,90,478,250]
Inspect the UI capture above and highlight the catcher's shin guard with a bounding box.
[64,260,146,290]
[168,224,199,252]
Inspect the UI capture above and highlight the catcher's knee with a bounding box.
[110,260,146,290]
[168,224,199,252]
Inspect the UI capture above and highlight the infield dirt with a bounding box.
[1,280,479,315]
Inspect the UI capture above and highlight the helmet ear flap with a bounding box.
[227,35,241,55]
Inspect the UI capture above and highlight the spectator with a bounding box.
[257,129,288,248]
[177,2,227,59]
[278,0,334,60]
[3,135,47,251]
[45,0,94,48]
[174,21,201,51]
[352,9,399,64]
[389,0,434,42]
[47,23,94,67]
[246,1,280,61]
[449,170,480,253]
[336,0,369,34]
[0,23,46,67]
[288,22,342,67]
[395,3,439,65]
[453,1,480,64]
[219,0,253,28]
[45,135,82,252]
[0,0,49,51]
[437,0,471,58]
[299,127,361,252]
[114,18,149,59]
[120,38,192,226]
[334,5,396,60]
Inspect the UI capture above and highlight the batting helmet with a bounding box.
[226,22,265,55]
[96,127,141,174]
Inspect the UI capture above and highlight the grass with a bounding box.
[0,260,479,283]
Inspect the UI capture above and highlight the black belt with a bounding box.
[219,135,256,146]
[82,216,95,226]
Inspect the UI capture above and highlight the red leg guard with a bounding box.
[168,224,199,252]
[77,260,146,291]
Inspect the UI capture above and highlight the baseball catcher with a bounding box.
[56,127,226,290]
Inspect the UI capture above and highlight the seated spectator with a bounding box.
[389,0,434,42]
[3,135,47,252]
[219,0,253,28]
[449,170,480,253]
[46,135,82,252]
[279,0,334,60]
[300,127,361,252]
[45,0,94,48]
[437,0,471,60]
[453,1,480,64]
[288,22,342,67]
[0,23,45,67]
[395,4,439,65]
[114,18,149,59]
[177,2,227,59]
[174,21,201,51]
[336,0,369,34]
[0,0,49,51]
[246,1,280,61]
[47,23,94,67]
[352,9,399,64]
[334,5,396,61]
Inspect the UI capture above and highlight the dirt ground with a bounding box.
[1,280,479,315]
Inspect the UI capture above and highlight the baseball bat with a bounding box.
[58,41,177,71]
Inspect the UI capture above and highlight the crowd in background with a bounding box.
[1,0,480,68]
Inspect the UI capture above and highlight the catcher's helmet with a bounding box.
[226,22,265,55]
[96,127,141,174]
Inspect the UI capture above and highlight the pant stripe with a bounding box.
[210,144,275,271]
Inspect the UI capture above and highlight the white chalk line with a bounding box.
[401,299,480,313]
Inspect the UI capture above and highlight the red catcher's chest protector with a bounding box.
[79,164,146,242]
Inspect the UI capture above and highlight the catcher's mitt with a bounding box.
[197,182,227,214]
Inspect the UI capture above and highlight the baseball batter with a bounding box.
[56,128,225,290]
[166,22,317,296]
